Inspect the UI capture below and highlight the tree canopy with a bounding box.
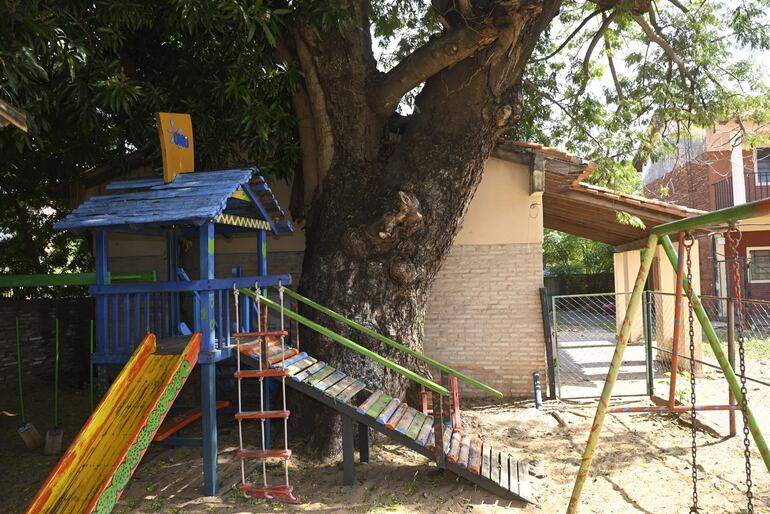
[1,0,769,273]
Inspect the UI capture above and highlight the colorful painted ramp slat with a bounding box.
[25,333,200,514]
[366,394,393,419]
[324,376,357,398]
[314,370,346,392]
[386,403,409,430]
[293,361,325,382]
[395,407,418,434]
[406,412,427,440]
[376,398,400,424]
[356,391,383,414]
[334,380,366,404]
[304,365,335,386]
[415,416,433,446]
[468,437,483,474]
[286,356,316,376]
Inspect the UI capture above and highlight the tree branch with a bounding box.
[578,11,617,95]
[532,8,605,62]
[632,13,692,86]
[604,32,624,103]
[368,24,499,116]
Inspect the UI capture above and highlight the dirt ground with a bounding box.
[2,383,769,514]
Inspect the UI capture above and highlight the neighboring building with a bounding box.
[643,120,770,300]
[75,141,698,397]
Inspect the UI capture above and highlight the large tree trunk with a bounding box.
[288,0,561,456]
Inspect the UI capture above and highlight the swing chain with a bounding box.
[727,225,754,513]
[684,234,698,513]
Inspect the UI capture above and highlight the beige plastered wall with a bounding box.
[614,243,703,372]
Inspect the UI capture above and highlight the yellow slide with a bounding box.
[25,333,200,514]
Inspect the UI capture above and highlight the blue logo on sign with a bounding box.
[167,119,190,149]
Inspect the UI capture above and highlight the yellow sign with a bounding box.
[156,112,194,183]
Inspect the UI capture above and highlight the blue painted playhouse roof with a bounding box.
[55,168,291,232]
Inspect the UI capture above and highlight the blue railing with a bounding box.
[89,274,291,363]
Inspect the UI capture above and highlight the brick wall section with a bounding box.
[644,150,731,297]
[0,298,93,390]
[423,243,545,398]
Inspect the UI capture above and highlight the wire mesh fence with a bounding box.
[552,292,649,400]
[551,290,770,482]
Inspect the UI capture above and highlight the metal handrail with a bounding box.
[277,286,503,398]
[239,288,450,396]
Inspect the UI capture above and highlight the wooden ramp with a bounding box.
[25,333,200,514]
[238,342,531,503]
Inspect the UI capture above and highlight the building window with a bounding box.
[748,247,770,282]
[758,148,770,184]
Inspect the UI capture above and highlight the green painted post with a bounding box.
[54,318,59,427]
[16,317,25,423]
[660,234,770,474]
[568,234,658,514]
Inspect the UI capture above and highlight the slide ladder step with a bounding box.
[235,410,290,420]
[238,449,292,459]
[239,484,301,504]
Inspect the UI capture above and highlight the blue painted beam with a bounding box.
[242,183,277,234]
[89,274,292,294]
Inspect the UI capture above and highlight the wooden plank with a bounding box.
[426,431,435,451]
[356,391,383,415]
[324,376,356,398]
[292,361,325,382]
[415,416,433,446]
[314,370,346,392]
[335,380,366,404]
[273,351,307,370]
[304,365,335,386]
[447,431,462,463]
[443,426,453,455]
[516,459,530,486]
[376,398,401,424]
[467,437,482,474]
[405,412,427,440]
[395,407,418,435]
[458,434,471,468]
[490,450,501,485]
[499,453,510,491]
[366,394,393,419]
[285,356,315,376]
[385,403,409,430]
[481,444,491,478]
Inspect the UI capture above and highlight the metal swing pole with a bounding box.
[659,234,770,475]
[567,234,659,514]
[668,233,686,407]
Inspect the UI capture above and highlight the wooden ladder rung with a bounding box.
[238,449,292,459]
[235,369,290,379]
[239,483,301,504]
[235,410,290,420]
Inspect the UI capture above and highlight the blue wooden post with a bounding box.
[94,231,109,395]
[166,229,179,335]
[199,223,218,496]
[257,229,271,446]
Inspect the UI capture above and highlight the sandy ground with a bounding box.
[2,383,769,514]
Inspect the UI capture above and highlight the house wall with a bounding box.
[724,228,770,300]
[104,158,546,398]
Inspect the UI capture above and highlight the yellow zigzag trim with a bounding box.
[215,213,270,231]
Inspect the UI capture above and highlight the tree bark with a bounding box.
[290,0,562,456]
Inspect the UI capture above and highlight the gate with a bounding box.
[551,292,652,400]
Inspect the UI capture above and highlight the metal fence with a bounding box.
[551,292,648,400]
[551,291,770,439]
